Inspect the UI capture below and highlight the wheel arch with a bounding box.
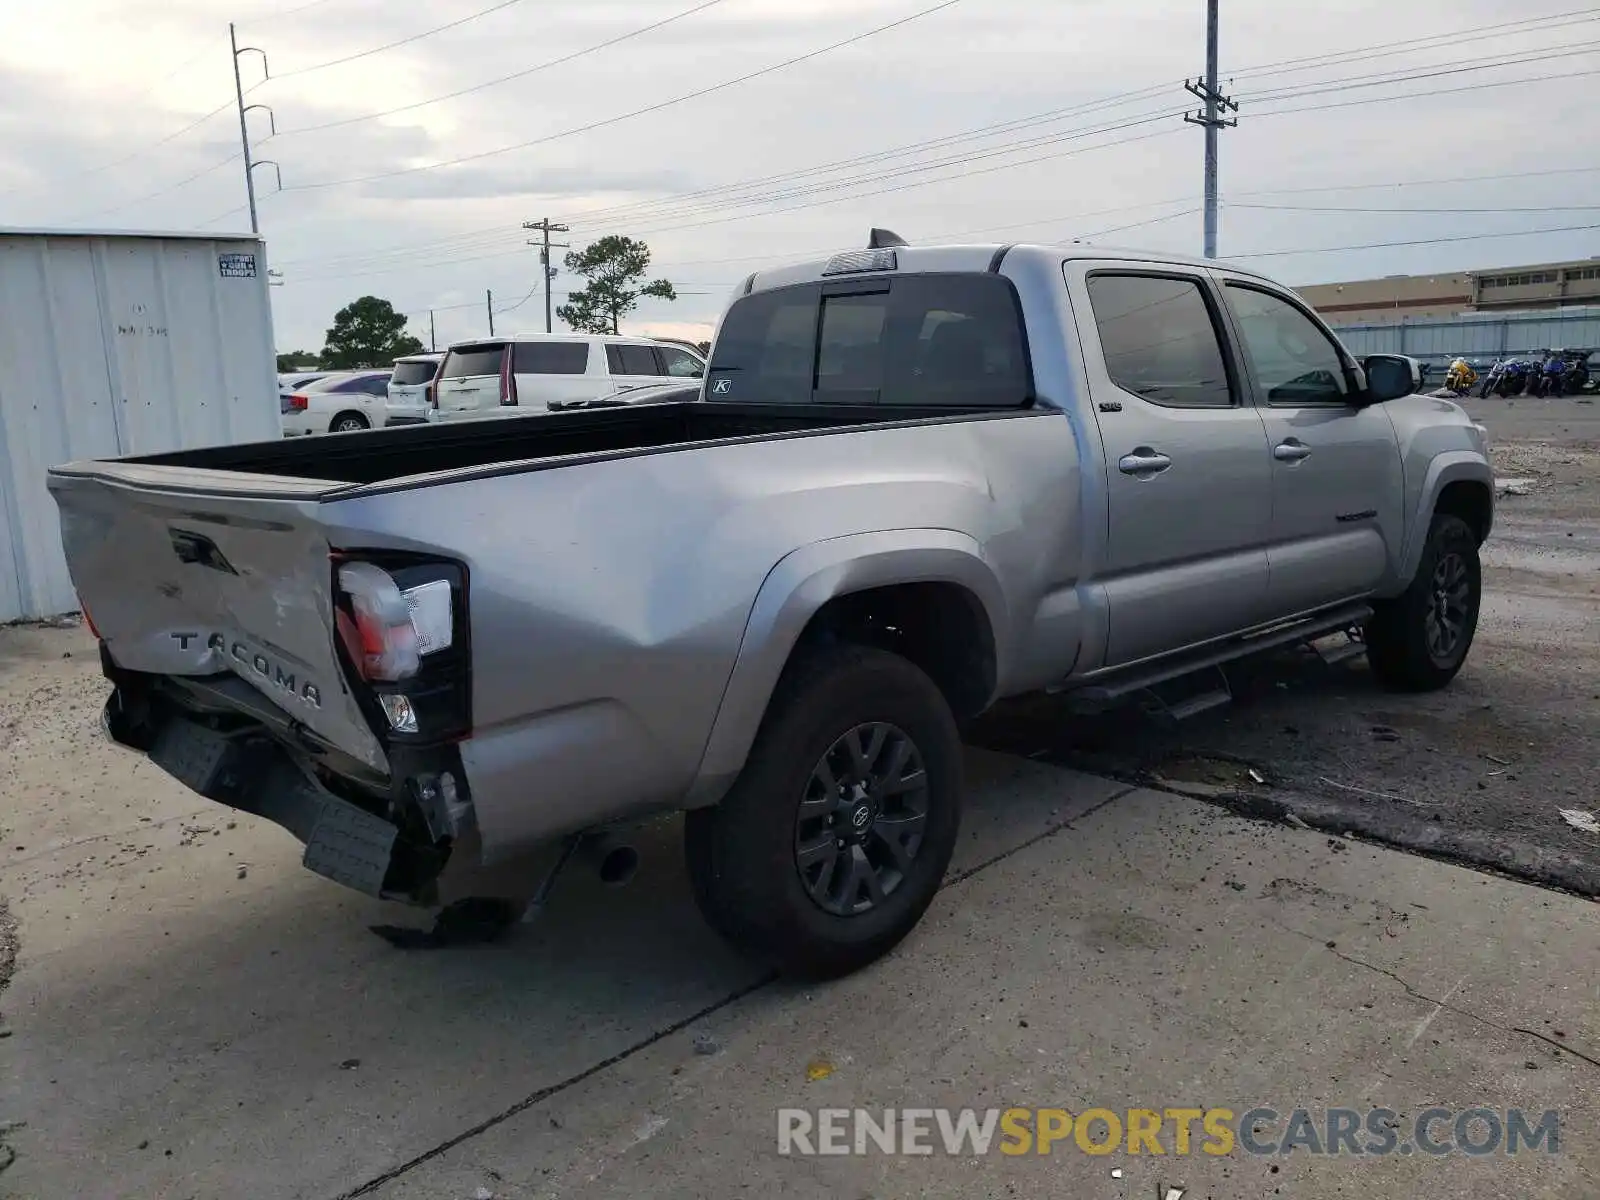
[684,529,1007,808]
[1397,454,1494,583]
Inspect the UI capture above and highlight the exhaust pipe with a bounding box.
[578,832,639,887]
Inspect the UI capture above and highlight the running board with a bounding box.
[1066,602,1374,713]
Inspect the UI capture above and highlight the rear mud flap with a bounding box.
[146,713,398,897]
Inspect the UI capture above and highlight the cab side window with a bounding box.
[1224,284,1350,405]
[1085,273,1234,408]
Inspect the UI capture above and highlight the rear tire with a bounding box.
[331,412,369,433]
[684,644,962,980]
[1364,514,1481,693]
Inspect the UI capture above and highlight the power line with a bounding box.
[622,123,1187,239]
[1230,221,1600,260]
[1232,201,1600,215]
[277,12,1600,281]
[238,0,343,29]
[590,105,1188,236]
[1242,40,1600,104]
[551,39,1600,234]
[268,0,528,81]
[558,84,1180,228]
[278,84,1182,270]
[294,111,1190,284]
[276,0,733,136]
[274,9,1600,274]
[0,97,237,196]
[1225,6,1600,81]
[281,0,967,191]
[197,204,250,229]
[1236,163,1600,197]
[1251,64,1600,119]
[66,151,242,222]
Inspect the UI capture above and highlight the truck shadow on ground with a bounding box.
[1,749,1119,1198]
[966,639,1600,895]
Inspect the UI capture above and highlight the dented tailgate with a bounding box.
[47,461,388,773]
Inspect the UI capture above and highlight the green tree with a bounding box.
[320,296,423,369]
[276,350,320,372]
[556,236,676,335]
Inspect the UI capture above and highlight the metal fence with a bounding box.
[1326,307,1600,373]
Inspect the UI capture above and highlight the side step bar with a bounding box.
[1066,601,1374,714]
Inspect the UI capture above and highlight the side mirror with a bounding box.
[1361,354,1419,404]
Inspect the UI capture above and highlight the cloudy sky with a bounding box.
[2,0,1596,353]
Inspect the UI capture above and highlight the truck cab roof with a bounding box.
[741,240,1282,296]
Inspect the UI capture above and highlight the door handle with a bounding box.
[1118,448,1172,476]
[1274,439,1312,462]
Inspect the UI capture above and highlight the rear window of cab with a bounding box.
[707,273,1031,406]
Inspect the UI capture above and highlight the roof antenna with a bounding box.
[868,228,908,249]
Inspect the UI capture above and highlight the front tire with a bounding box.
[684,644,962,980]
[1364,514,1481,692]
[331,412,370,433]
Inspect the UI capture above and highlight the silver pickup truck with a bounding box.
[48,234,1493,978]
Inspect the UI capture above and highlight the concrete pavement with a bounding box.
[1,656,1595,1200]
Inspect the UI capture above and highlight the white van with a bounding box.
[430,334,704,421]
[386,352,444,426]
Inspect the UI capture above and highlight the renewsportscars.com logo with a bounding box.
[777,1106,1562,1158]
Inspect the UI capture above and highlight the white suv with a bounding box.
[386,352,444,426]
[429,334,704,422]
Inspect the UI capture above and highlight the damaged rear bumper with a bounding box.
[101,654,472,903]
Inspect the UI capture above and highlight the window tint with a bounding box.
[440,345,505,379]
[606,344,663,376]
[1085,274,1233,408]
[338,375,390,395]
[706,288,818,403]
[707,273,1029,406]
[657,346,704,378]
[390,361,438,386]
[513,341,588,374]
[1224,284,1350,405]
[817,293,887,399]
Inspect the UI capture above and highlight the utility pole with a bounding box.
[1182,0,1238,259]
[523,219,570,333]
[486,290,495,337]
[429,309,437,352]
[229,24,278,236]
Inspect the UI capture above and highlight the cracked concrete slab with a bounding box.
[356,788,1598,1200]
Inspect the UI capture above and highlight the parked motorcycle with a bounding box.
[1558,349,1592,396]
[1477,358,1508,397]
[1444,357,1478,395]
[1538,353,1567,397]
[1498,357,1536,397]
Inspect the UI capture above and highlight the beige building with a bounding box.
[1295,257,1600,324]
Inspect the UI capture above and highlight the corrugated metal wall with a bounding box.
[1328,306,1600,369]
[0,232,279,621]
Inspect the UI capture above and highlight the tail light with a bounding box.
[427,380,438,409]
[288,393,309,411]
[499,351,517,406]
[333,555,470,743]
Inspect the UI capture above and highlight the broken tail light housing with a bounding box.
[333,554,470,744]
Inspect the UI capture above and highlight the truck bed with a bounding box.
[110,401,985,489]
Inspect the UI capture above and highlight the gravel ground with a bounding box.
[968,392,1600,895]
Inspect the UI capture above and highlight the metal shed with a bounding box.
[0,227,280,621]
